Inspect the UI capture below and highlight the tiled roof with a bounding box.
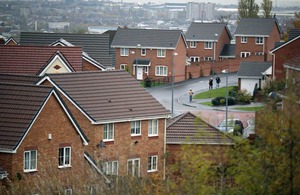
[0,45,83,75]
[43,70,170,123]
[111,27,186,49]
[185,22,231,41]
[0,73,40,84]
[0,83,53,151]
[166,112,234,145]
[235,18,280,36]
[237,61,272,78]
[288,28,300,41]
[283,55,300,69]
[220,44,235,58]
[19,31,115,67]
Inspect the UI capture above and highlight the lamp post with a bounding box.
[213,33,218,77]
[171,52,178,114]
[222,69,229,132]
[129,51,135,75]
[135,44,141,80]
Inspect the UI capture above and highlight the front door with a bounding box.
[137,66,143,80]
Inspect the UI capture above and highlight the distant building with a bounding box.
[186,2,215,22]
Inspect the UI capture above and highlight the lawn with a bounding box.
[193,86,235,99]
[232,106,264,111]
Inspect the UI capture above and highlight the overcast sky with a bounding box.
[123,0,299,7]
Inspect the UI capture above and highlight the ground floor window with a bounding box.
[155,66,167,76]
[104,161,118,175]
[240,52,250,58]
[128,158,140,176]
[147,156,158,172]
[24,150,37,172]
[59,146,71,167]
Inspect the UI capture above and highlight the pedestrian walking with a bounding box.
[216,75,221,88]
[209,78,213,90]
[188,88,194,102]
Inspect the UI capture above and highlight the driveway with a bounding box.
[146,73,257,128]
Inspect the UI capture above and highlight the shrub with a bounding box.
[211,98,220,106]
[220,98,226,105]
[144,77,152,87]
[229,86,238,97]
[227,97,236,105]
[236,90,252,104]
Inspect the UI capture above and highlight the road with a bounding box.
[146,73,256,128]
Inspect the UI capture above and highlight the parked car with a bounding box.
[217,119,244,133]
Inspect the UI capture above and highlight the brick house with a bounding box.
[270,29,300,80]
[111,27,188,82]
[166,112,234,164]
[234,18,281,63]
[0,82,109,193]
[185,22,232,77]
[0,45,105,75]
[38,70,171,178]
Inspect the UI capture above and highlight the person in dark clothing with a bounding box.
[209,78,213,90]
[216,76,221,88]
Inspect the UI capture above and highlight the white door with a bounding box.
[137,66,143,80]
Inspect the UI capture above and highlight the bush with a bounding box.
[227,97,236,105]
[211,96,236,106]
[229,86,238,97]
[211,98,220,106]
[236,90,252,104]
[144,77,152,87]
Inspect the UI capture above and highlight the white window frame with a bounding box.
[58,146,71,168]
[141,48,146,56]
[104,161,118,175]
[255,37,264,45]
[120,48,129,56]
[190,41,197,48]
[127,158,140,177]
[204,42,212,49]
[190,56,199,62]
[155,66,168,76]
[204,57,213,61]
[148,156,158,172]
[104,123,114,141]
[240,52,251,58]
[24,150,37,172]
[120,64,127,70]
[157,49,166,57]
[241,36,247,43]
[131,121,141,136]
[148,119,158,136]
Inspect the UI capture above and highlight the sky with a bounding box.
[123,0,299,7]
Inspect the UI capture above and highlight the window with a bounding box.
[65,189,72,195]
[148,156,158,172]
[143,66,149,74]
[241,36,247,43]
[255,52,264,56]
[240,52,250,58]
[157,49,166,57]
[120,64,127,70]
[190,56,199,62]
[190,41,197,48]
[104,123,114,141]
[141,48,146,56]
[256,37,264,44]
[120,48,129,56]
[204,57,213,61]
[128,158,140,176]
[104,161,118,175]
[148,119,158,136]
[204,42,212,49]
[131,121,141,135]
[155,66,167,76]
[24,150,37,172]
[59,147,71,167]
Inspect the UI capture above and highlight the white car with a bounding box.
[217,119,244,133]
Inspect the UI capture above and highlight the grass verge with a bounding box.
[193,86,235,99]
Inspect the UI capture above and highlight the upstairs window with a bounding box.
[24,150,37,172]
[204,42,212,49]
[120,48,129,56]
[203,57,213,61]
[148,119,158,136]
[190,56,199,62]
[58,146,71,167]
[241,36,247,43]
[190,41,197,48]
[240,52,250,58]
[256,37,264,44]
[131,121,141,135]
[157,49,166,57]
[104,123,114,141]
[141,48,146,56]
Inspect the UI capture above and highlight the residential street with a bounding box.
[146,72,257,128]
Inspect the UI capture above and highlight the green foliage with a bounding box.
[229,86,238,97]
[238,0,259,19]
[261,0,273,18]
[236,89,252,104]
[144,77,152,87]
[194,86,235,99]
[292,12,300,29]
[211,96,236,106]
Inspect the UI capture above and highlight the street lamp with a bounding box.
[213,33,218,77]
[171,52,178,114]
[129,51,135,75]
[222,69,228,132]
[135,44,141,80]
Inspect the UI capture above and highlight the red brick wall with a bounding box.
[0,95,89,185]
[83,59,103,71]
[273,38,300,80]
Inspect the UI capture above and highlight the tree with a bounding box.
[238,0,259,19]
[291,12,300,29]
[261,0,273,18]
